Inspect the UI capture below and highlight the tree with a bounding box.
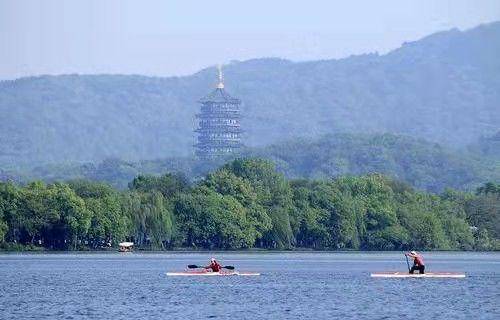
[203,169,272,240]
[69,180,130,247]
[129,173,189,198]
[174,186,257,249]
[222,159,295,248]
[122,191,174,249]
[17,181,60,246]
[46,183,91,249]
[0,182,20,244]
[465,182,500,240]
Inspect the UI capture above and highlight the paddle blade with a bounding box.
[223,265,235,270]
[188,264,200,269]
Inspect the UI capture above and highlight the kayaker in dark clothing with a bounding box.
[205,258,222,272]
[406,251,425,274]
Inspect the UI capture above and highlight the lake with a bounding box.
[0,252,499,319]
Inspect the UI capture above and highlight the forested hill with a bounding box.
[246,134,500,192]
[1,22,500,166]
[8,133,500,193]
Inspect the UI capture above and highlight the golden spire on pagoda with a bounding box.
[217,64,224,89]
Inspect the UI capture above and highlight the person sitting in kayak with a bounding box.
[205,258,222,272]
[405,251,425,274]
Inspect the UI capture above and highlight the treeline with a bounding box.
[0,159,498,251]
[7,133,500,193]
[246,133,500,193]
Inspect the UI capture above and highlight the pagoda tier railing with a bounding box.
[196,142,241,147]
[200,103,240,108]
[196,124,241,128]
[200,107,240,112]
[198,99,241,105]
[196,113,240,118]
[197,119,240,124]
[195,128,242,133]
[197,137,241,142]
[196,120,240,125]
[197,131,241,136]
[195,141,242,147]
[196,137,241,143]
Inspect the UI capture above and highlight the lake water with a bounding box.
[0,252,499,319]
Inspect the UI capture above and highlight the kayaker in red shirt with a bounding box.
[405,251,425,274]
[205,258,222,272]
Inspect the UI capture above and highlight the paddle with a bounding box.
[188,264,235,270]
[404,253,411,273]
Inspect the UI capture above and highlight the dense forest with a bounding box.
[1,22,499,167]
[1,159,498,251]
[6,133,499,193]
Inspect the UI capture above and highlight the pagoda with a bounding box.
[195,66,242,159]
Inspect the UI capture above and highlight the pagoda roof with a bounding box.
[199,88,241,104]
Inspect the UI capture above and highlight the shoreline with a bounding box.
[1,248,498,254]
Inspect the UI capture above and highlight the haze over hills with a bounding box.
[468,131,500,159]
[0,22,499,167]
[5,133,499,193]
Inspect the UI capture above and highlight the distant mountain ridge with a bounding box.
[1,22,499,167]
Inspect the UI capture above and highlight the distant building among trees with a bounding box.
[195,66,242,159]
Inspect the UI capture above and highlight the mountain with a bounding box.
[8,133,499,193]
[1,22,499,167]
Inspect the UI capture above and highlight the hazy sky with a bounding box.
[1,0,499,79]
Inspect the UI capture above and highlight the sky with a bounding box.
[0,0,499,80]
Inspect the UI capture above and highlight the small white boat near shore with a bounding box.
[118,242,134,252]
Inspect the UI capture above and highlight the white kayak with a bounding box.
[166,270,260,277]
[371,272,465,278]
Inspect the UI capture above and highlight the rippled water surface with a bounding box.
[1,252,499,319]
